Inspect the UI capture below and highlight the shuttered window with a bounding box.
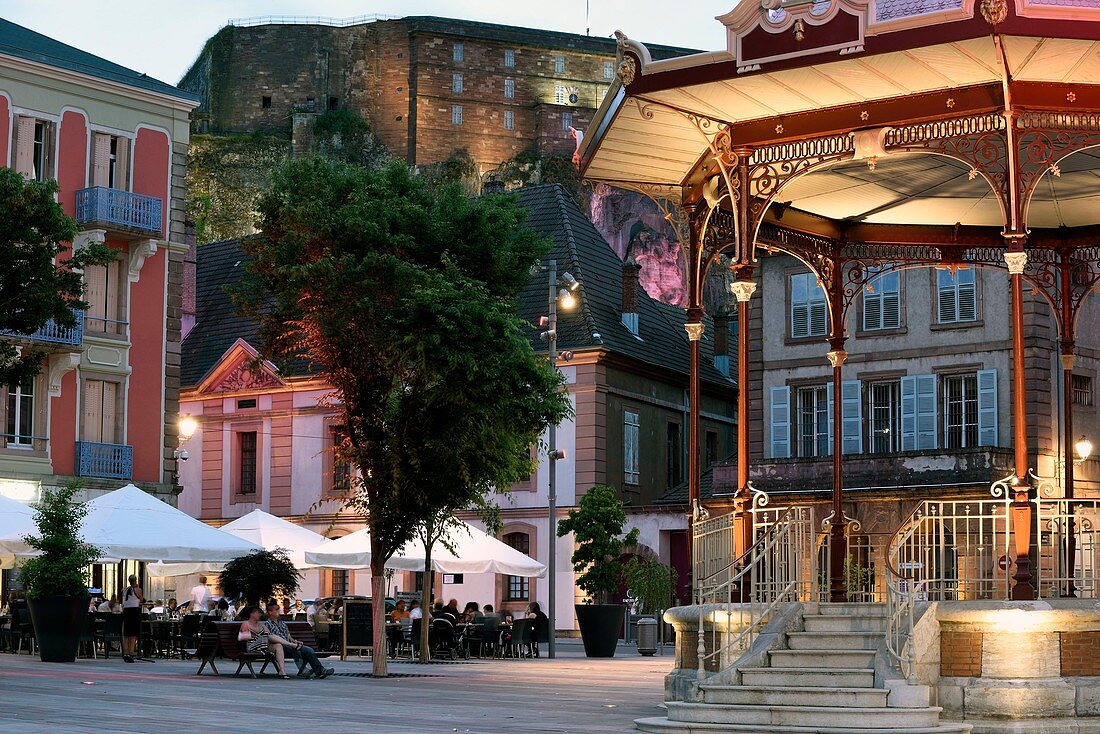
[866,381,901,454]
[790,272,827,338]
[937,269,978,324]
[14,117,53,181]
[770,386,791,459]
[942,373,979,449]
[863,269,901,331]
[624,410,640,485]
[84,262,123,335]
[82,379,119,444]
[841,380,862,455]
[797,385,830,457]
[901,375,939,451]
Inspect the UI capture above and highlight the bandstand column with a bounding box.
[686,314,705,520]
[1059,251,1079,597]
[730,276,757,569]
[827,344,847,602]
[1005,250,1036,600]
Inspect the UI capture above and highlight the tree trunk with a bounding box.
[370,550,388,678]
[418,543,433,664]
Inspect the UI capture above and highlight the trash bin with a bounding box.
[635,616,658,656]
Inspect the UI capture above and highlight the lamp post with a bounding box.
[172,414,198,491]
[537,259,579,660]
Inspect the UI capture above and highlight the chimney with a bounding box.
[713,311,730,377]
[621,256,641,336]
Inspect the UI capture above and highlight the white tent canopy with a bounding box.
[0,494,35,570]
[304,520,547,578]
[81,484,260,563]
[148,509,330,577]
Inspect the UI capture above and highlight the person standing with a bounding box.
[121,575,144,663]
[189,576,210,613]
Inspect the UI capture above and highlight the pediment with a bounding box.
[196,338,284,395]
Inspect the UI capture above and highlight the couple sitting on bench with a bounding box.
[239,602,334,679]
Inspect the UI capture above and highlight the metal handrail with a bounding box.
[696,505,813,679]
[228,14,398,27]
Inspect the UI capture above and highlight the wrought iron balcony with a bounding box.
[75,186,163,237]
[75,441,133,481]
[0,309,83,346]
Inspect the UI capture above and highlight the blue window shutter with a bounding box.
[916,374,938,450]
[901,376,917,451]
[977,369,998,446]
[827,384,835,456]
[842,379,862,455]
[770,386,791,458]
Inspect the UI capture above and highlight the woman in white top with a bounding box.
[121,575,143,662]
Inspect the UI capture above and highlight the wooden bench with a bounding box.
[187,619,223,676]
[196,621,332,677]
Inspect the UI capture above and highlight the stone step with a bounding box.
[804,614,888,633]
[699,684,889,708]
[738,666,875,688]
[768,649,877,669]
[665,702,944,728]
[786,631,882,650]
[816,603,888,618]
[635,717,973,734]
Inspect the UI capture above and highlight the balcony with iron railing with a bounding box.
[75,187,163,238]
[75,441,133,481]
[0,309,84,347]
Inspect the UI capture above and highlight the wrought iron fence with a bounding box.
[75,187,163,236]
[228,14,397,27]
[75,441,133,480]
[0,309,83,346]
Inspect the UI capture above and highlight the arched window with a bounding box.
[503,532,530,602]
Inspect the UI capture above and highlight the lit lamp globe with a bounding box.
[558,288,577,310]
[1076,436,1094,464]
[178,414,199,441]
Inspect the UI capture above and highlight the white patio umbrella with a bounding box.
[304,519,547,578]
[148,508,330,576]
[0,494,35,570]
[81,484,260,563]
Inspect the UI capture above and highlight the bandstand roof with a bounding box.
[580,0,1100,230]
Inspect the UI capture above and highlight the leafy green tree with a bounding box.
[18,482,100,599]
[311,109,388,168]
[557,485,640,605]
[624,558,678,615]
[237,157,570,675]
[0,169,114,385]
[219,549,301,608]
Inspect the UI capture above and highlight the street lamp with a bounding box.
[536,259,580,660]
[1075,436,1093,465]
[172,414,198,491]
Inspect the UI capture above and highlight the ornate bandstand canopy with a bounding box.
[578,0,1100,601]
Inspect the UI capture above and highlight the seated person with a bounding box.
[443,599,461,623]
[165,598,179,616]
[330,598,344,620]
[98,595,121,614]
[259,602,334,679]
[215,598,233,621]
[482,604,496,618]
[390,599,411,622]
[150,599,165,614]
[462,601,480,622]
[408,600,422,620]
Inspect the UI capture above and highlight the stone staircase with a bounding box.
[635,603,970,734]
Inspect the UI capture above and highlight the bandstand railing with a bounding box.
[694,494,815,679]
[884,472,1100,680]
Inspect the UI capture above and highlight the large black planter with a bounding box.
[28,595,88,663]
[575,604,625,658]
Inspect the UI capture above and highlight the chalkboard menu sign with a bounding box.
[341,600,373,658]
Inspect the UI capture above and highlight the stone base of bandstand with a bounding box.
[662,600,1100,732]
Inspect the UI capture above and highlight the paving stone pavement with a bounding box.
[0,641,670,733]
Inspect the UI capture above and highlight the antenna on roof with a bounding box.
[586,0,590,36]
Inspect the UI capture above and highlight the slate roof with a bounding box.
[515,185,734,388]
[0,18,198,102]
[181,184,736,392]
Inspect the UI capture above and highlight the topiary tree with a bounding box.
[218,548,301,607]
[18,482,99,599]
[557,485,640,605]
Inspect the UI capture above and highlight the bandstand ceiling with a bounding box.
[776,149,1100,228]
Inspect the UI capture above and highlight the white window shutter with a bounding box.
[84,265,107,324]
[916,374,938,450]
[14,116,35,177]
[770,386,791,458]
[101,381,118,443]
[977,369,998,446]
[900,376,917,451]
[114,137,130,190]
[82,380,103,443]
[842,379,862,454]
[92,133,111,187]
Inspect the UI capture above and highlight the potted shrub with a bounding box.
[557,485,639,658]
[18,482,99,662]
[625,558,677,656]
[219,548,301,609]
